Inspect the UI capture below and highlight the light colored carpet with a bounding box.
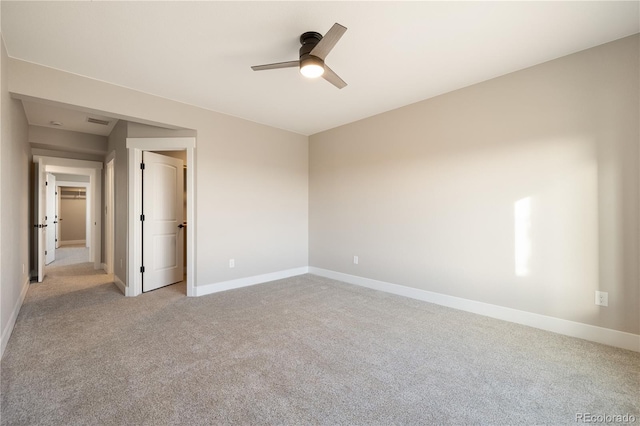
[2,263,639,425]
[46,245,89,268]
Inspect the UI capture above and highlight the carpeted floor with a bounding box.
[46,245,89,268]
[1,262,639,425]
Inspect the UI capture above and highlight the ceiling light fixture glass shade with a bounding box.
[300,56,324,78]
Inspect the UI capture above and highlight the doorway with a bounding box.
[141,151,185,292]
[56,182,89,248]
[126,137,195,297]
[32,156,102,282]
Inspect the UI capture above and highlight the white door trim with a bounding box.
[33,156,102,271]
[45,173,56,264]
[126,137,196,297]
[56,181,90,249]
[35,157,45,282]
[105,156,115,274]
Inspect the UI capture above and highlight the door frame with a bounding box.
[33,156,102,272]
[45,173,56,265]
[105,152,115,274]
[126,137,196,297]
[34,157,45,281]
[56,180,90,247]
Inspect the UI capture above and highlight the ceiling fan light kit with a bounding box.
[251,23,347,89]
[300,56,324,78]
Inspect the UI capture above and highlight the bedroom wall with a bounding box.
[1,36,30,356]
[10,61,309,290]
[309,35,639,334]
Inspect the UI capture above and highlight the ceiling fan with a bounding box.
[251,23,348,89]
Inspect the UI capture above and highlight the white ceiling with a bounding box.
[2,1,639,136]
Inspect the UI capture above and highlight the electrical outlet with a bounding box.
[229,259,235,268]
[353,255,359,265]
[595,291,608,307]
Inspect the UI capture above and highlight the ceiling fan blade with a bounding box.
[251,60,299,71]
[322,65,347,89]
[310,23,347,60]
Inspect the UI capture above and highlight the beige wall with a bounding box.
[127,121,196,139]
[30,147,105,162]
[1,37,30,347]
[310,35,639,334]
[29,125,107,155]
[60,195,86,242]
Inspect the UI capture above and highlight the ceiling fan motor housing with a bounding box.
[299,31,323,63]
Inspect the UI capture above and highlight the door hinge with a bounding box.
[140,266,145,273]
[140,214,145,221]
[140,163,145,170]
[45,250,47,255]
[45,181,48,186]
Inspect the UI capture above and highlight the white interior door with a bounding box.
[105,159,114,274]
[56,186,61,249]
[35,158,46,282]
[45,173,56,265]
[142,152,184,292]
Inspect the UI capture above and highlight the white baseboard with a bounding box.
[60,240,86,246]
[196,266,309,297]
[308,267,640,353]
[114,274,126,295]
[1,276,30,359]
